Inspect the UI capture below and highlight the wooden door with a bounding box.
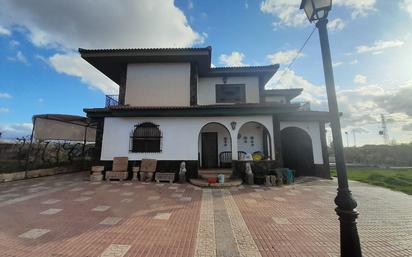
[201,132,218,168]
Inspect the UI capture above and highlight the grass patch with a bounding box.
[331,167,412,195]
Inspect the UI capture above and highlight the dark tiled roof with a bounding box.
[79,46,280,85]
[210,65,278,70]
[209,64,279,75]
[264,88,303,101]
[264,88,303,95]
[78,46,211,55]
[84,102,299,113]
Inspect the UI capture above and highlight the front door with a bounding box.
[201,132,218,168]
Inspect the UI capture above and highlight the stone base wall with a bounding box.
[233,160,280,182]
[96,160,199,181]
[233,161,331,182]
[0,165,85,183]
[314,164,331,179]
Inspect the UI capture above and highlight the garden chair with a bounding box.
[106,157,129,181]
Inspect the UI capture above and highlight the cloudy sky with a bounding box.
[0,0,411,146]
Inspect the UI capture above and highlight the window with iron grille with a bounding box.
[130,122,162,153]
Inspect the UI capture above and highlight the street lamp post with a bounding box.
[300,1,362,256]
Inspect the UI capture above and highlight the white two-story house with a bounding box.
[81,46,331,180]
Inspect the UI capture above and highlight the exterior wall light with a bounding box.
[230,121,236,130]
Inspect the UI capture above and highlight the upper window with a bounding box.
[215,84,246,103]
[130,122,162,153]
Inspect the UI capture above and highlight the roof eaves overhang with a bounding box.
[203,64,279,85]
[278,111,333,122]
[79,47,212,85]
[264,88,303,101]
[84,103,298,118]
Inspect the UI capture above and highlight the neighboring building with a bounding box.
[81,46,330,179]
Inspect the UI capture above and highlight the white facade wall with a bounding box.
[280,121,323,164]
[101,116,274,161]
[197,76,260,105]
[125,63,190,106]
[237,122,266,154]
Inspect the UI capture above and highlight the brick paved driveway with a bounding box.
[0,172,411,257]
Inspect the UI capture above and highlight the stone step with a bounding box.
[198,169,233,175]
[199,173,232,179]
[190,178,242,188]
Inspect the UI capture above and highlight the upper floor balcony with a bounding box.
[105,95,119,107]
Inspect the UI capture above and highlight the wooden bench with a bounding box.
[155,172,175,183]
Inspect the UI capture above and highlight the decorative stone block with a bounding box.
[90,174,103,182]
[91,166,104,173]
[140,172,154,182]
[155,172,175,183]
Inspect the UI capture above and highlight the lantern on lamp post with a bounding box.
[300,1,362,256]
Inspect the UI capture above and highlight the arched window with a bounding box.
[130,122,162,153]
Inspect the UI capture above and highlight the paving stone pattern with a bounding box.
[0,172,411,257]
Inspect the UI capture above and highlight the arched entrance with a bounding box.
[237,122,272,160]
[281,127,315,177]
[198,123,232,168]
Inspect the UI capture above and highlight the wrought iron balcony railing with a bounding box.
[105,95,119,108]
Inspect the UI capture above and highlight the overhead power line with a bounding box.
[275,27,317,85]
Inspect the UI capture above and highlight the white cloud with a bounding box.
[0,25,11,36]
[265,69,412,135]
[400,0,412,18]
[188,0,194,10]
[336,81,412,132]
[356,40,405,54]
[0,0,203,50]
[260,0,307,28]
[260,0,375,28]
[354,74,367,84]
[332,62,343,67]
[9,40,20,48]
[8,51,29,64]
[0,107,10,113]
[266,49,304,65]
[0,92,12,99]
[334,0,376,18]
[266,68,327,106]
[219,52,247,67]
[402,123,412,131]
[328,18,345,31]
[49,53,118,95]
[350,59,359,65]
[0,0,205,93]
[0,123,33,138]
